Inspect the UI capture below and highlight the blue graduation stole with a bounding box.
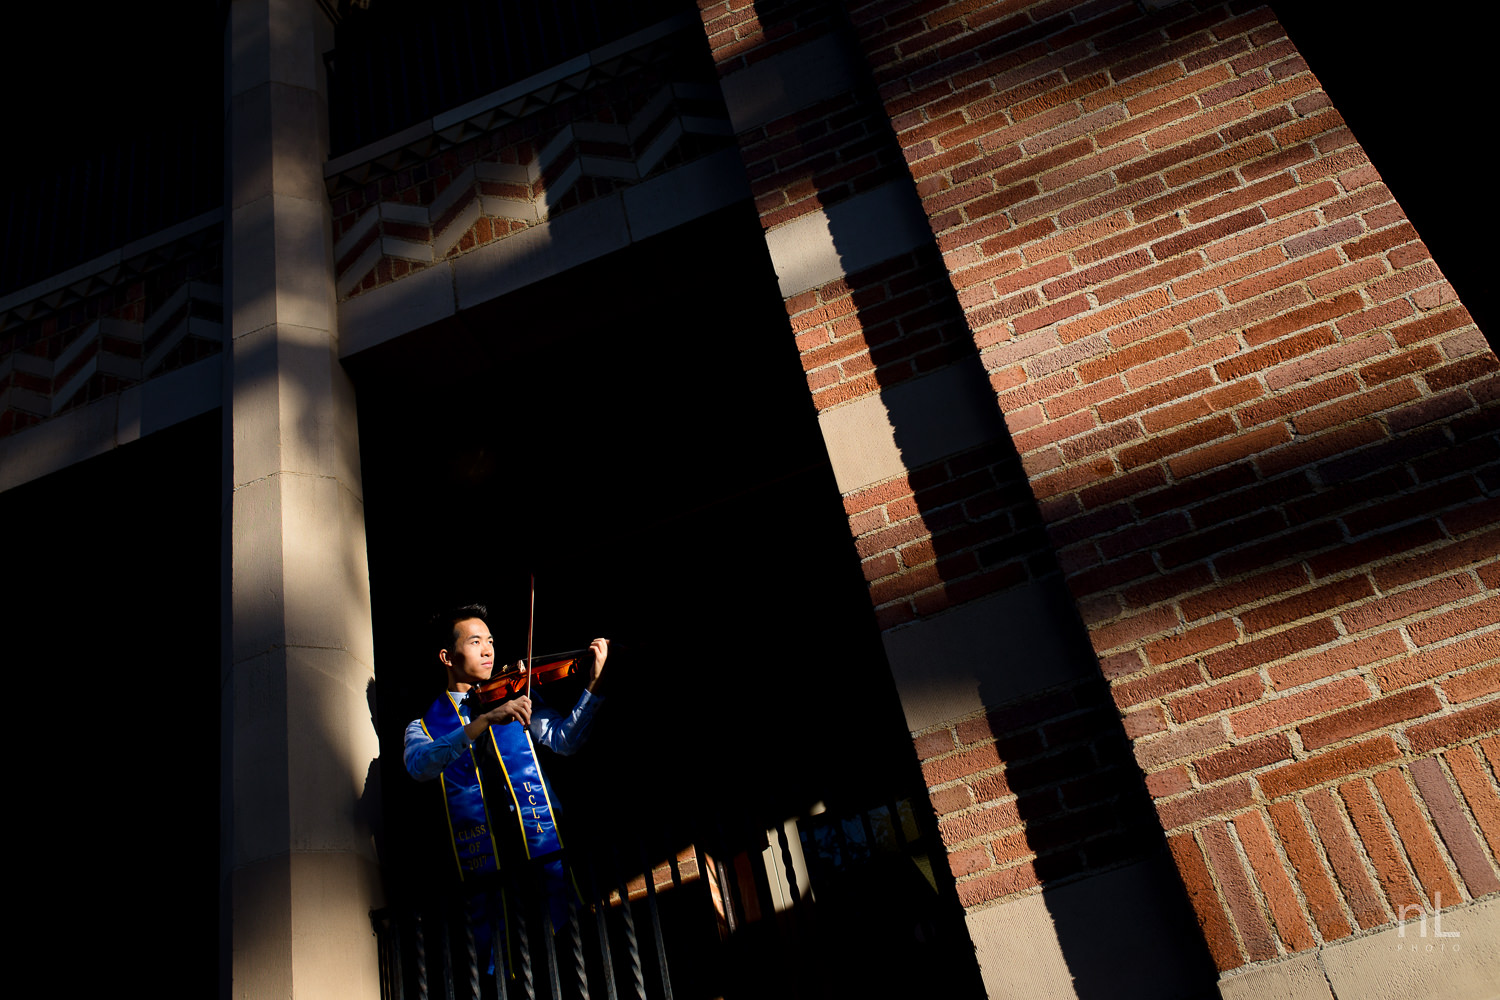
[420,692,566,880]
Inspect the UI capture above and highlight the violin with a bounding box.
[468,647,595,711]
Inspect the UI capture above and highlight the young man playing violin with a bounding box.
[404,603,608,887]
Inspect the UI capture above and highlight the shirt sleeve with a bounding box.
[404,717,471,782]
[529,689,603,757]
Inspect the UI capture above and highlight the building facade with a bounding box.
[2,1,1496,998]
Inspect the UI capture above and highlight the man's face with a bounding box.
[442,618,494,689]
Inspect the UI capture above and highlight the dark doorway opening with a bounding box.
[348,205,985,998]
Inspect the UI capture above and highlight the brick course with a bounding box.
[920,677,1162,906]
[698,0,1500,979]
[0,239,224,440]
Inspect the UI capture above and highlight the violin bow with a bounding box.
[525,572,536,701]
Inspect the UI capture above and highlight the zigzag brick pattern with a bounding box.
[330,69,733,300]
[0,241,223,439]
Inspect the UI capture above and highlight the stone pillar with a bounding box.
[224,1,381,995]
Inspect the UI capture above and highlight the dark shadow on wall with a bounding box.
[1271,3,1495,349]
[749,0,1497,994]
[747,1,1221,997]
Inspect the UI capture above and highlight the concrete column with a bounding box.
[224,1,381,996]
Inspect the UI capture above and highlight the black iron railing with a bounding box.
[372,799,979,1000]
[375,848,675,1000]
[326,0,699,158]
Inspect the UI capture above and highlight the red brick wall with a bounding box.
[701,0,1173,927]
[701,0,1500,977]
[842,0,1498,973]
[916,675,1163,904]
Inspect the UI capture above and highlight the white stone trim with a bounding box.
[431,197,483,259]
[536,125,579,179]
[332,206,381,263]
[333,83,733,274]
[380,237,435,264]
[144,317,221,376]
[479,195,539,223]
[1220,897,1500,1000]
[719,32,859,134]
[336,240,384,301]
[765,180,934,298]
[379,201,432,227]
[143,282,192,342]
[339,147,751,358]
[634,119,683,178]
[0,208,223,317]
[882,582,1098,733]
[542,159,585,216]
[815,361,1004,494]
[427,164,479,224]
[0,355,221,492]
[54,318,108,375]
[620,146,749,242]
[965,856,1224,999]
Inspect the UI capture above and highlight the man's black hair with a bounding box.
[431,603,489,652]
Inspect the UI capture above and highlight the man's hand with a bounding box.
[464,696,532,742]
[587,638,609,693]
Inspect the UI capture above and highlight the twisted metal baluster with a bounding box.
[464,910,480,1000]
[543,901,563,1000]
[438,908,457,1000]
[588,857,618,1000]
[392,912,407,1000]
[567,898,590,1000]
[491,891,510,1000]
[415,911,430,1000]
[516,901,537,1000]
[639,844,674,1000]
[614,856,646,1000]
